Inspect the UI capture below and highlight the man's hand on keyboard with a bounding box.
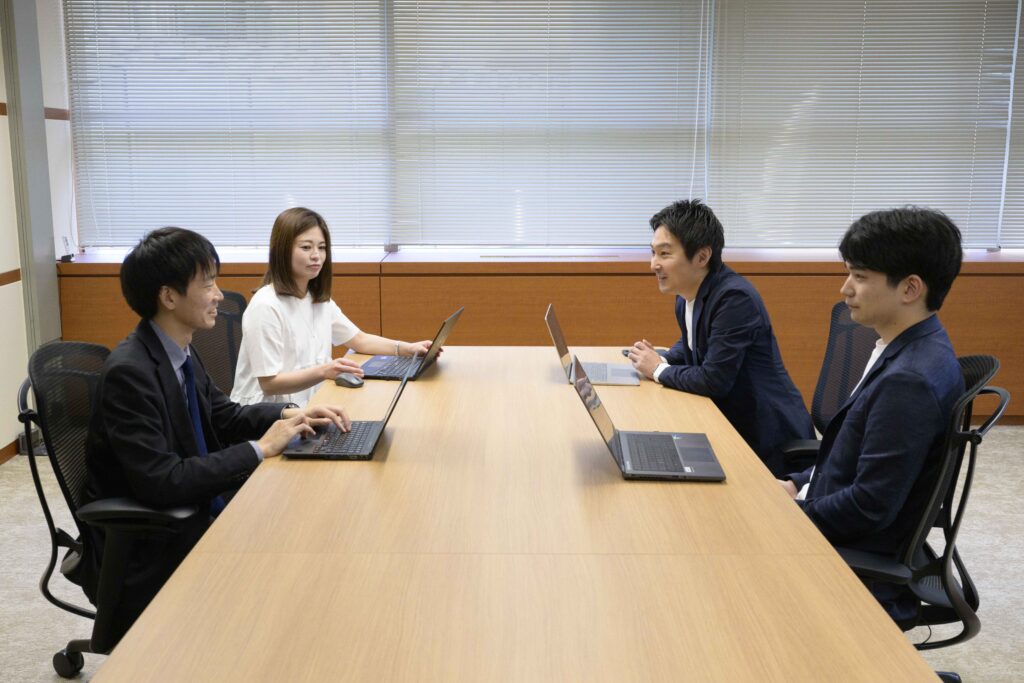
[287,404,352,433]
[258,413,317,458]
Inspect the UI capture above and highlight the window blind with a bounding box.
[389,0,712,245]
[1001,3,1024,247]
[709,0,1019,248]
[65,0,711,247]
[65,0,389,246]
[64,0,1022,249]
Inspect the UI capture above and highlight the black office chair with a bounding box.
[18,341,196,678]
[781,301,880,471]
[190,289,247,395]
[837,355,1008,677]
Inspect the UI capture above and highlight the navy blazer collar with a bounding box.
[135,320,204,458]
[839,314,944,411]
[682,264,731,362]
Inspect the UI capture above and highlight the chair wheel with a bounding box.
[53,649,85,678]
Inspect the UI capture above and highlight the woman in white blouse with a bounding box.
[231,207,432,406]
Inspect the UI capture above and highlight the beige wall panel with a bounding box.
[0,283,30,447]
[0,115,19,274]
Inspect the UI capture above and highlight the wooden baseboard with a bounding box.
[0,439,18,465]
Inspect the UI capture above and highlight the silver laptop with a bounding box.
[361,307,464,380]
[544,304,640,386]
[283,362,414,460]
[570,357,725,481]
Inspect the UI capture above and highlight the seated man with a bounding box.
[83,227,351,643]
[779,207,964,623]
[628,199,813,476]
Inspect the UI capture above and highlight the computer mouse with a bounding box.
[334,372,364,388]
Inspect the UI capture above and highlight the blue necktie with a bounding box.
[182,355,225,517]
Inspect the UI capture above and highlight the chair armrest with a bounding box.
[780,439,821,458]
[836,546,912,584]
[972,386,1010,438]
[77,497,199,530]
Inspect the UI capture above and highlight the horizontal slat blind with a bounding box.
[1002,4,1024,247]
[65,0,1022,249]
[710,0,1018,248]
[388,0,711,245]
[65,0,389,246]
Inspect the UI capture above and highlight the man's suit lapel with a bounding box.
[811,315,943,480]
[136,321,202,459]
[690,266,722,366]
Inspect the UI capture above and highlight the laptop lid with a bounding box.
[570,356,619,453]
[378,357,416,425]
[544,303,573,380]
[415,306,464,375]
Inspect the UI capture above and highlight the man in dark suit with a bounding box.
[83,227,352,644]
[779,207,964,623]
[628,199,814,476]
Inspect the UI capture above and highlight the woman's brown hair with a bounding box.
[263,207,333,303]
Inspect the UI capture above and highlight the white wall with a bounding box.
[37,0,74,258]
[0,0,70,450]
[0,28,32,451]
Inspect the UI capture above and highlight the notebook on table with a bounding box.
[544,303,640,386]
[360,307,464,380]
[569,356,725,481]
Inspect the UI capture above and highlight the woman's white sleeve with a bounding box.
[330,299,361,346]
[242,300,286,377]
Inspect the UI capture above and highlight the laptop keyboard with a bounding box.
[316,421,379,455]
[582,362,609,382]
[627,433,683,472]
[370,355,417,376]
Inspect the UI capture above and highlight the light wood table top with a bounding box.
[95,346,935,682]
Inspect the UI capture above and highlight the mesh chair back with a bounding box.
[190,289,247,395]
[899,355,1000,566]
[810,302,880,433]
[27,342,110,517]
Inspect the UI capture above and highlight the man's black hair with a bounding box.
[649,199,725,270]
[839,207,962,311]
[120,227,220,319]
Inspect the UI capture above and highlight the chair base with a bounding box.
[53,638,93,678]
[936,672,962,683]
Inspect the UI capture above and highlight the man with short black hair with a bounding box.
[628,199,813,476]
[780,207,964,623]
[83,226,351,643]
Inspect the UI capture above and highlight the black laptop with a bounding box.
[570,357,725,481]
[544,303,640,386]
[283,363,413,460]
[360,307,464,380]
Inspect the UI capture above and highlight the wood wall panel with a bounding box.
[380,274,680,347]
[60,276,135,349]
[58,261,1024,420]
[58,275,381,351]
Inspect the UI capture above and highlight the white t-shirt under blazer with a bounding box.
[231,285,360,407]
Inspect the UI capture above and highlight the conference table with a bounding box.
[93,347,936,681]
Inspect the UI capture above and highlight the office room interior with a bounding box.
[1,0,1022,681]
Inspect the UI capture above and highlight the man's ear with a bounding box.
[157,285,177,311]
[695,246,712,267]
[902,274,927,305]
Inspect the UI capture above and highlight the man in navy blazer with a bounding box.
[83,227,352,644]
[780,207,964,623]
[628,199,813,476]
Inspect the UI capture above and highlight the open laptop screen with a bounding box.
[544,303,573,379]
[571,357,616,446]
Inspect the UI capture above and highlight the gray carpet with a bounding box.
[2,427,1022,682]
